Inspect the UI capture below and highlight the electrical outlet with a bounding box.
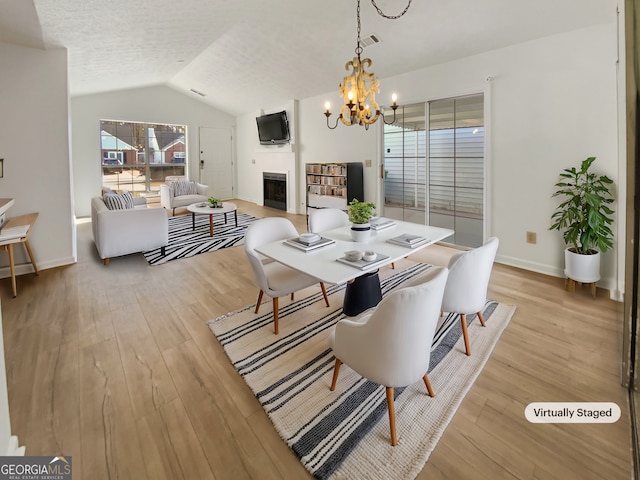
[365,159,372,167]
[526,231,537,244]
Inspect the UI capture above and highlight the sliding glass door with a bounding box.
[428,95,484,247]
[382,94,485,247]
[382,103,427,223]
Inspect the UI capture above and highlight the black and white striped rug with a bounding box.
[143,212,259,265]
[208,260,515,480]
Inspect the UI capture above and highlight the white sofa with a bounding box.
[159,176,208,215]
[91,196,168,265]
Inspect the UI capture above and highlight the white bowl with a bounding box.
[299,233,321,243]
[344,250,363,261]
[362,251,377,262]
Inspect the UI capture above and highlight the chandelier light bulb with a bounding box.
[324,102,331,112]
[391,93,398,104]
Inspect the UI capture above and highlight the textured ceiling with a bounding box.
[0,0,614,115]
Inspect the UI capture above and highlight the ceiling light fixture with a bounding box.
[324,0,412,130]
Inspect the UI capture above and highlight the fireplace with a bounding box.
[263,172,287,211]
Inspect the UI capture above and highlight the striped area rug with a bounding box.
[143,212,259,265]
[208,260,515,480]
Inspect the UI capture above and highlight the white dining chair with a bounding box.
[441,237,499,356]
[244,217,330,334]
[308,208,350,234]
[328,266,448,446]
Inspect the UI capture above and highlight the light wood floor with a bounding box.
[0,200,632,479]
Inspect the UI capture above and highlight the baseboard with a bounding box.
[496,253,618,300]
[0,256,76,280]
[496,254,562,277]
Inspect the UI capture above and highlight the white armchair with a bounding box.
[159,176,208,215]
[244,217,330,334]
[441,237,499,356]
[329,266,449,446]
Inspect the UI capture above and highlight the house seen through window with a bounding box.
[100,120,187,196]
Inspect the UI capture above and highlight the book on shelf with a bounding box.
[336,252,390,270]
[370,217,396,230]
[284,236,335,252]
[0,225,29,242]
[387,233,429,248]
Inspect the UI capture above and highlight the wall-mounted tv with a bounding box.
[256,111,290,145]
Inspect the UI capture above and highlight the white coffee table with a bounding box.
[187,202,238,236]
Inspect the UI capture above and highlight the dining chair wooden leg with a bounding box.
[460,313,471,356]
[423,373,435,397]
[386,387,398,446]
[320,282,330,307]
[330,358,342,391]
[255,290,264,314]
[273,297,279,334]
[477,310,486,327]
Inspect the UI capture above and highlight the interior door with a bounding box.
[199,127,233,199]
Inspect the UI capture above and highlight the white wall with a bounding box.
[0,42,75,273]
[236,22,623,293]
[236,100,299,213]
[71,85,236,218]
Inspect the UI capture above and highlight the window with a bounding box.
[100,120,187,195]
[383,93,485,247]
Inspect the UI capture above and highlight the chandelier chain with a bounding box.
[370,0,412,20]
[355,0,363,55]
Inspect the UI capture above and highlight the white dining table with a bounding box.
[256,219,453,284]
[255,219,454,315]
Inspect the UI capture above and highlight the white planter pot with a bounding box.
[564,248,600,283]
[350,223,371,242]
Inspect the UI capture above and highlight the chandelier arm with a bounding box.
[325,112,340,129]
[370,0,412,19]
[382,107,398,125]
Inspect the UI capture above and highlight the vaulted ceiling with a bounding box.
[0,0,614,116]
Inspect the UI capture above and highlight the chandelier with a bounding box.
[324,0,412,130]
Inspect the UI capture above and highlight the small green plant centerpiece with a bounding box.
[549,156,614,284]
[348,198,376,242]
[208,196,221,208]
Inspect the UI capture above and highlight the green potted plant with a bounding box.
[208,196,221,208]
[348,198,376,242]
[549,156,615,284]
